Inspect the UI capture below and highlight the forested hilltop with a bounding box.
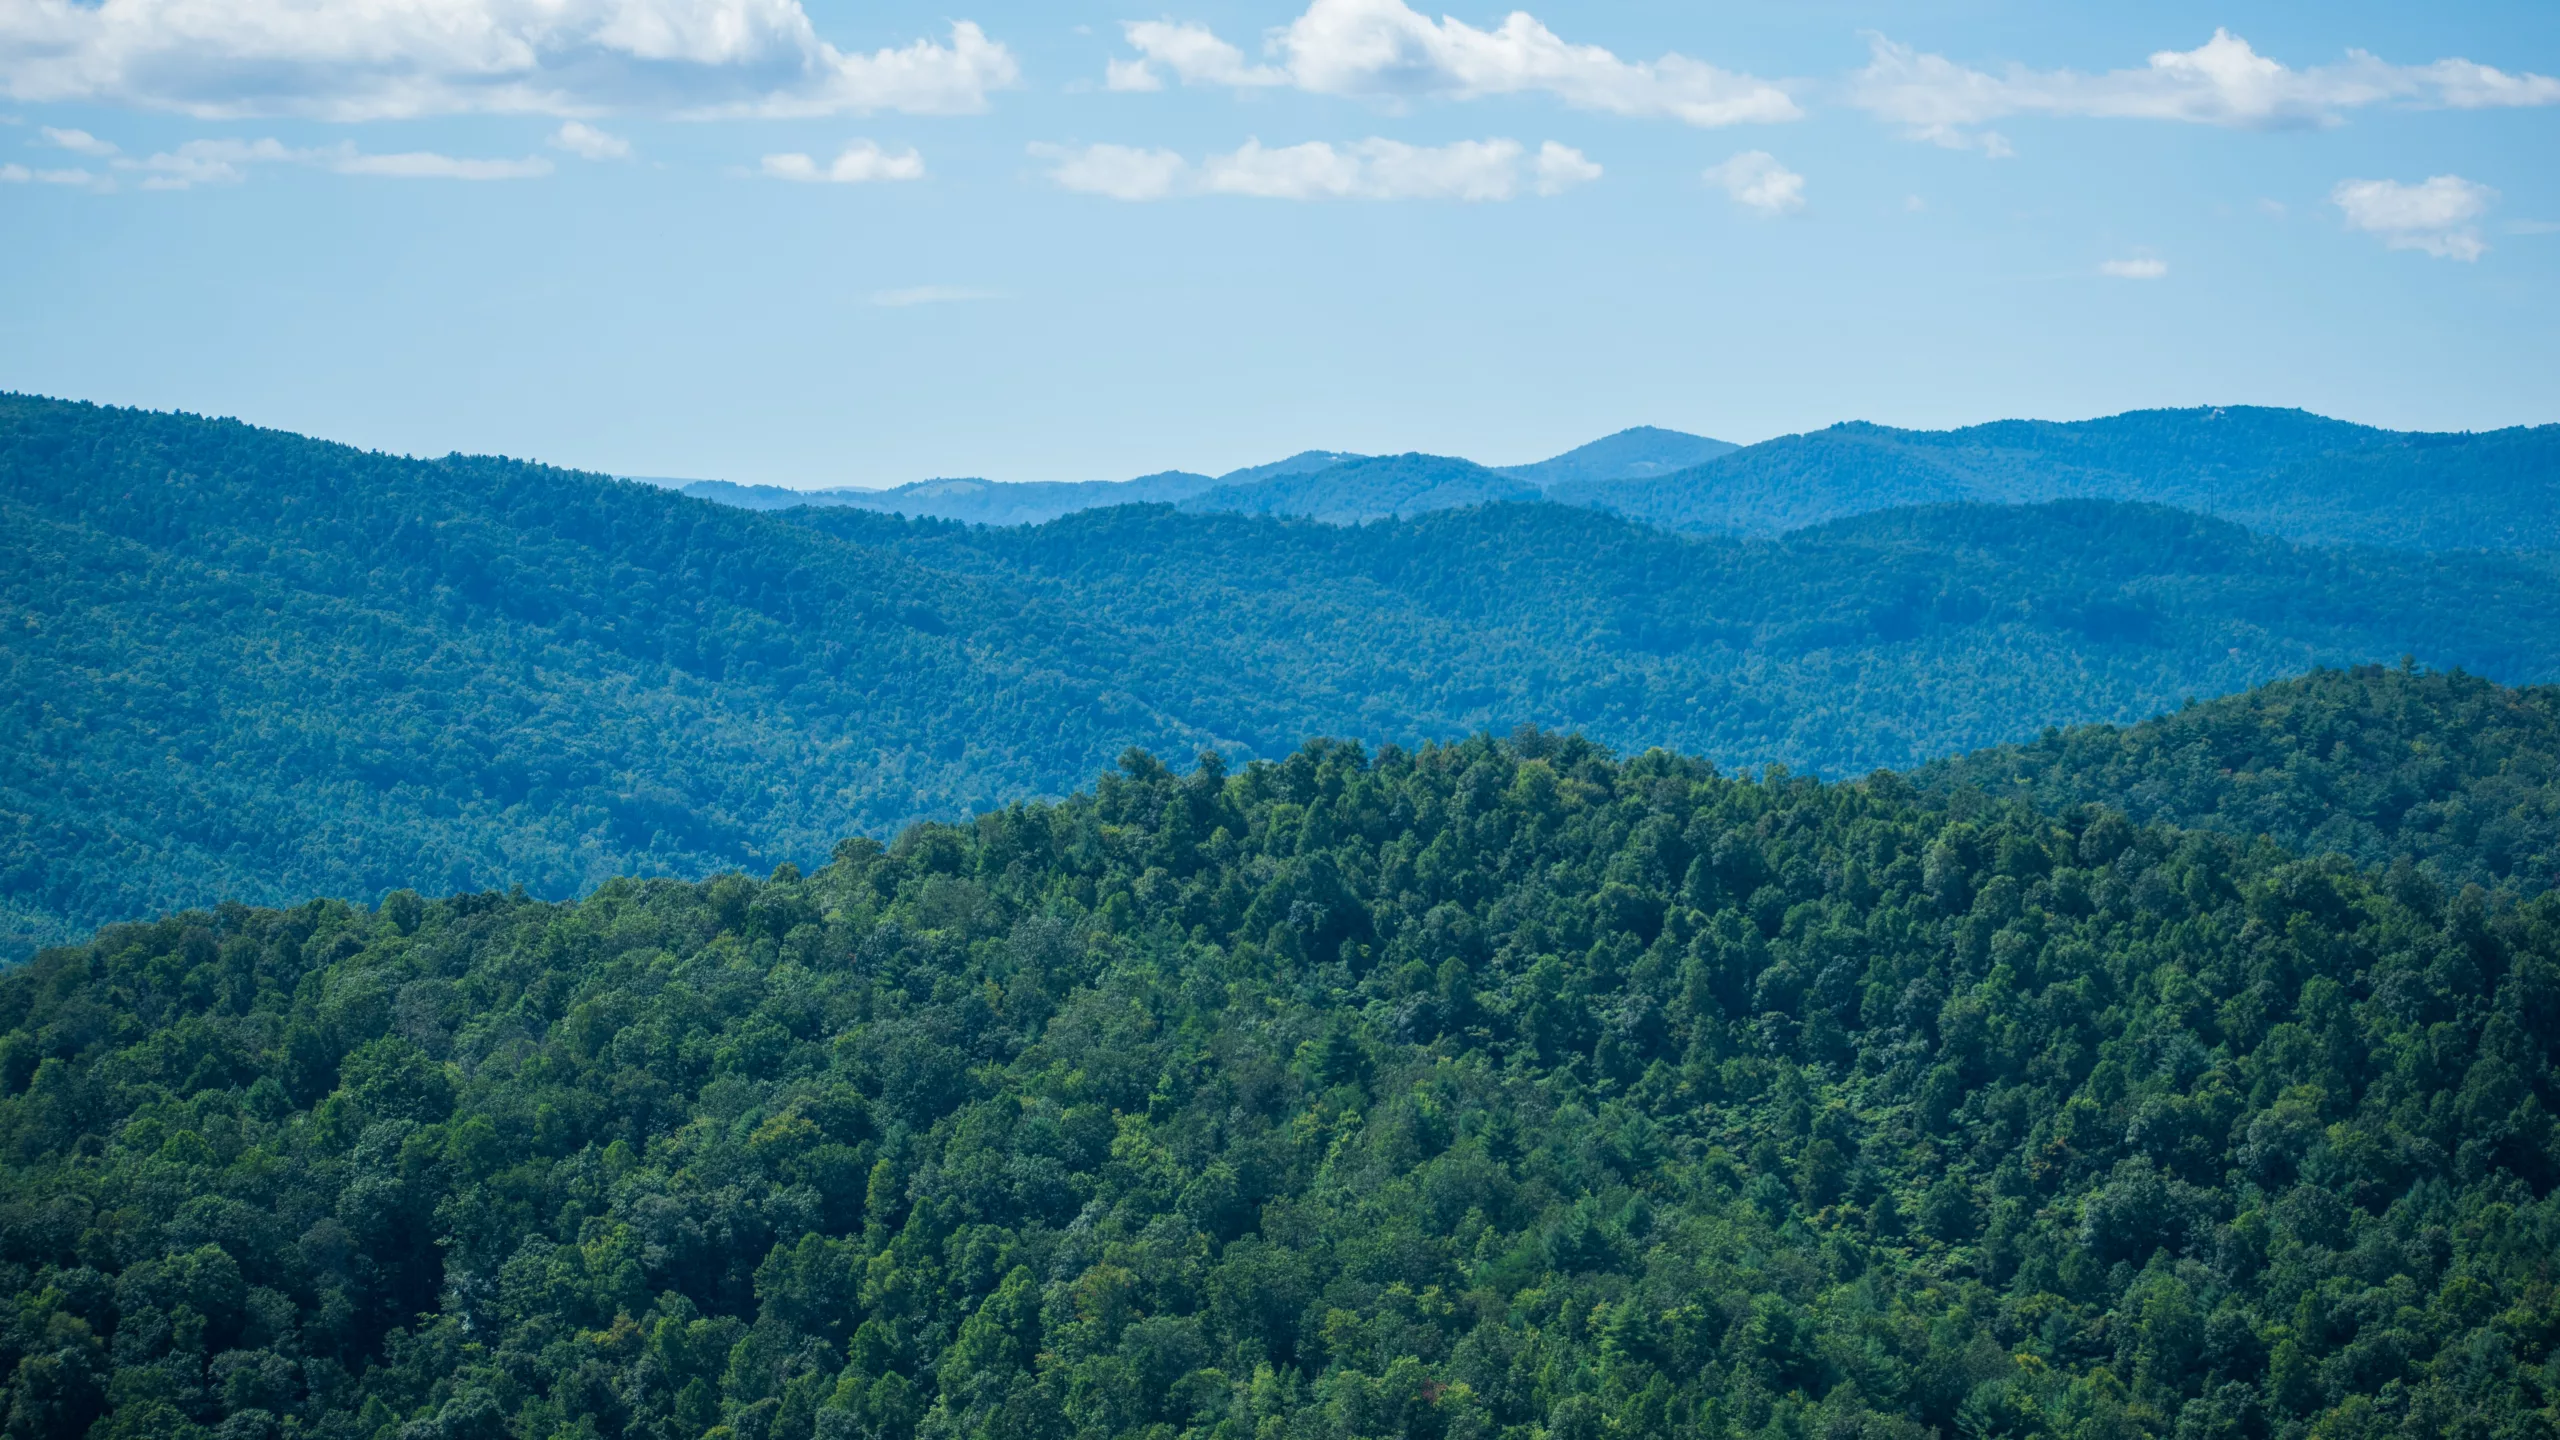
[1925,665,2560,896]
[3,736,2557,1440]
[1550,408,2560,551]
[9,393,2560,956]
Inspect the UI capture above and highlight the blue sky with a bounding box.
[1,0,2554,487]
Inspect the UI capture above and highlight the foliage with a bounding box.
[1553,407,2560,550]
[0,394,1221,956]
[5,735,2560,1440]
[10,394,2560,957]
[800,496,2560,782]
[1925,664,2560,896]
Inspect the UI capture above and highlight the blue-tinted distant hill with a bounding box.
[12,391,2560,952]
[1495,424,1737,486]
[651,431,1739,528]
[1180,452,1540,523]
[667,469,1221,525]
[1553,406,2560,549]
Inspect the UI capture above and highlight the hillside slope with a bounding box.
[1556,407,2560,550]
[11,393,2560,954]
[0,396,1217,955]
[2,736,2555,1440]
[1924,665,2560,894]
[795,498,2560,776]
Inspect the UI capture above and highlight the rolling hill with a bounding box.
[1494,424,1738,486]
[1923,663,2560,895]
[1555,406,2560,550]
[1179,453,1543,523]
[3,729,2554,1440]
[9,392,2560,954]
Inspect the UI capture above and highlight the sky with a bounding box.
[1,0,2555,488]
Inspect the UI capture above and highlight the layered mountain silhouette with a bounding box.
[9,391,2559,951]
[664,407,2557,547]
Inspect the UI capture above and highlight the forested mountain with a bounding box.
[1493,428,1737,487]
[660,409,2557,549]
[0,395,1225,959]
[1554,408,2560,550]
[791,499,2560,780]
[5,734,2558,1440]
[1179,455,1542,524]
[1924,665,2560,895]
[9,392,2560,956]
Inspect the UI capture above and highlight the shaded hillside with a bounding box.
[4,735,2557,1440]
[1555,407,2560,550]
[1180,454,1542,523]
[1925,665,2560,894]
[0,395,1214,956]
[10,393,2560,956]
[791,498,2560,778]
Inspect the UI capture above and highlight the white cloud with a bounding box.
[1037,135,1597,202]
[760,140,924,183]
[108,136,548,187]
[1531,139,1599,195]
[1032,141,1188,200]
[1116,20,1284,90]
[333,150,551,179]
[869,285,998,306]
[0,159,96,184]
[0,4,1018,121]
[2098,257,2167,279]
[1109,0,1797,127]
[2332,174,2495,260]
[1703,150,1801,215]
[1103,58,1162,93]
[1852,29,2560,151]
[550,121,630,160]
[37,124,115,155]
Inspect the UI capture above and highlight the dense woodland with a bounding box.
[14,395,2560,955]
[1927,666,2560,897]
[4,734,2559,1440]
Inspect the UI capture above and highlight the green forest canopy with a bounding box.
[14,392,2560,955]
[2,734,2558,1440]
[1925,665,2560,898]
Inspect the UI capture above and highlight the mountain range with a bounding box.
[7,391,2560,954]
[669,407,2559,552]
[6,391,2560,1440]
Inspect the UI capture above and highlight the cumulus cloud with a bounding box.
[1,159,97,184]
[760,140,924,183]
[1852,29,2560,151]
[2098,257,2167,279]
[37,124,115,155]
[1030,142,1188,200]
[1109,0,1797,127]
[1703,150,1801,215]
[104,136,549,188]
[550,121,630,160]
[0,3,1018,121]
[2332,174,2495,260]
[1036,135,1597,202]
